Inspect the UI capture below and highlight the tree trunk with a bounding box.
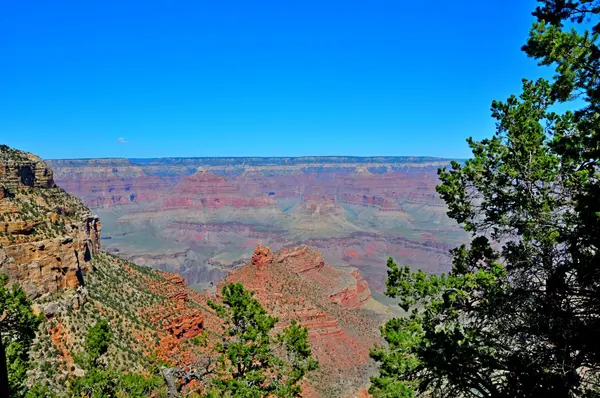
[160,367,181,398]
[0,335,10,398]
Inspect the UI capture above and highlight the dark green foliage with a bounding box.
[207,283,317,397]
[278,320,318,387]
[24,383,56,398]
[69,367,120,398]
[0,275,42,397]
[85,319,112,367]
[370,1,600,397]
[117,372,164,397]
[191,331,209,347]
[69,367,164,398]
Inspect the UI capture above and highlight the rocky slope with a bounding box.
[27,243,382,397]
[224,244,385,397]
[47,156,467,294]
[27,251,221,396]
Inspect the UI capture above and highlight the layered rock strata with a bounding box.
[223,244,384,397]
[46,156,465,293]
[0,146,101,297]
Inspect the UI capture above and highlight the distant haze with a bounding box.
[48,156,468,293]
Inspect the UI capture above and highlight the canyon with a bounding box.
[1,146,392,396]
[47,156,467,295]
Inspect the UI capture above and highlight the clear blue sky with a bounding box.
[1,0,544,159]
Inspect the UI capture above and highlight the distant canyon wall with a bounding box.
[47,156,466,292]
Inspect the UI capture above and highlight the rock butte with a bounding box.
[223,244,384,395]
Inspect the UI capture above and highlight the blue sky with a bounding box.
[1,0,544,159]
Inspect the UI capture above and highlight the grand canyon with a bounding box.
[1,147,462,396]
[47,156,466,298]
[3,1,593,396]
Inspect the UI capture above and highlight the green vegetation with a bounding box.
[1,252,316,396]
[69,320,164,398]
[207,283,318,397]
[371,1,600,397]
[0,186,90,242]
[0,274,42,398]
[0,145,31,163]
[84,320,112,368]
[21,253,168,396]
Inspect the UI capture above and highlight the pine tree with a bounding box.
[207,283,317,397]
[0,275,41,398]
[370,1,600,397]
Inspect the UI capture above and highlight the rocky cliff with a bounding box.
[0,145,55,190]
[0,146,101,298]
[0,148,215,394]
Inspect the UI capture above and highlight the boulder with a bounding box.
[43,302,61,318]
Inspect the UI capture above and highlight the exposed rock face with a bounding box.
[251,243,274,270]
[0,219,101,297]
[274,246,326,273]
[163,272,185,286]
[0,146,55,190]
[224,244,385,397]
[166,311,204,339]
[328,270,371,309]
[0,146,101,298]
[40,286,88,317]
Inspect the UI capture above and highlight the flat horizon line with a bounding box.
[46,155,462,161]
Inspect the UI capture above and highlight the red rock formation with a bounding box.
[179,171,238,195]
[163,272,186,286]
[168,291,189,303]
[121,265,222,369]
[49,322,74,370]
[166,311,204,339]
[328,270,371,309]
[275,246,325,273]
[224,244,384,397]
[251,243,274,271]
